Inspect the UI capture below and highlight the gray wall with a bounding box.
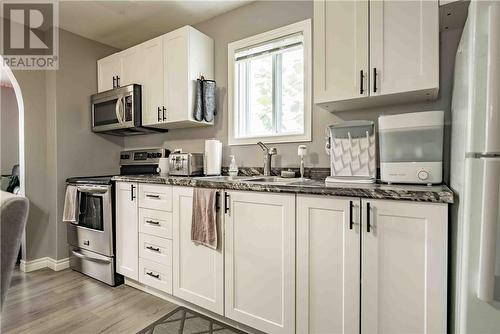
[124,1,463,185]
[12,29,120,261]
[1,87,19,175]
[50,30,122,260]
[12,70,51,261]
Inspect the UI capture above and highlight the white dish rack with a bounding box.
[325,121,377,184]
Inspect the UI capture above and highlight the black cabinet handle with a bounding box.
[116,76,120,87]
[146,272,160,279]
[131,184,135,201]
[162,106,167,121]
[146,246,160,252]
[224,193,230,214]
[112,76,116,88]
[349,200,354,230]
[216,192,220,211]
[146,194,160,199]
[360,70,364,95]
[373,68,377,93]
[157,107,161,122]
[366,202,371,233]
[146,220,160,225]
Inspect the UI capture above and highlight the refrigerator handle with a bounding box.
[485,4,500,153]
[477,160,500,302]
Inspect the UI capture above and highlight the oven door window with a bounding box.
[93,99,120,126]
[78,192,104,231]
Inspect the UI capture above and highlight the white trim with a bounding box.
[124,278,261,334]
[20,257,69,272]
[228,19,312,146]
[1,59,26,261]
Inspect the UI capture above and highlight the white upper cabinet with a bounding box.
[97,53,121,92]
[97,26,214,129]
[314,0,439,111]
[361,199,447,334]
[115,182,139,280]
[163,28,188,126]
[296,195,360,334]
[159,26,214,129]
[141,37,165,126]
[314,0,369,103]
[224,191,295,334]
[172,187,224,315]
[370,0,439,97]
[120,46,142,87]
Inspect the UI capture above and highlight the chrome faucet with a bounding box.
[257,142,277,176]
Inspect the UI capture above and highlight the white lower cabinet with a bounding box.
[296,195,360,334]
[224,191,295,334]
[172,187,224,315]
[115,182,448,334]
[361,199,447,334]
[115,182,139,280]
[297,196,448,334]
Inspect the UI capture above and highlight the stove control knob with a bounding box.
[417,170,429,181]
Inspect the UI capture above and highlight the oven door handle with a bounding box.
[76,186,109,194]
[71,249,111,264]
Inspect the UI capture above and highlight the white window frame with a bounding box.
[228,19,312,146]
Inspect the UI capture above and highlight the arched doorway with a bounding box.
[1,61,26,262]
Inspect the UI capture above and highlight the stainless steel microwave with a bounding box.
[91,84,162,136]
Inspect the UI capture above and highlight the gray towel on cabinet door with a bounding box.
[203,80,216,122]
[191,188,217,249]
[194,79,204,121]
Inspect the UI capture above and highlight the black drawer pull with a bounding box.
[146,194,160,199]
[146,272,160,279]
[373,68,377,93]
[146,246,160,252]
[157,107,161,122]
[131,184,135,201]
[146,220,160,225]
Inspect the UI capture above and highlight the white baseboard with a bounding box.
[20,257,70,272]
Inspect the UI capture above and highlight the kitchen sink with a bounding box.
[194,175,255,182]
[243,176,300,185]
[195,175,303,186]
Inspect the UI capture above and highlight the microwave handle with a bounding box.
[115,96,124,124]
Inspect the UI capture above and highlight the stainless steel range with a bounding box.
[65,148,169,286]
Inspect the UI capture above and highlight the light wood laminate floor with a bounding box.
[1,268,178,334]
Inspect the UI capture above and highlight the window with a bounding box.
[228,20,311,145]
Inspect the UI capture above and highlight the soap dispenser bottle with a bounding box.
[228,155,238,177]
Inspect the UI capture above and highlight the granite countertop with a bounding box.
[112,174,454,204]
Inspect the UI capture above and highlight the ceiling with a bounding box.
[59,1,252,50]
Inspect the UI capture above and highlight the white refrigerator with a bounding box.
[451,0,500,333]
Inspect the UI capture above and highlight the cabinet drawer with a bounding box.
[139,208,173,239]
[139,233,172,266]
[139,258,172,294]
[138,184,172,211]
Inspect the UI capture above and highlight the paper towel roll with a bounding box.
[157,157,170,176]
[204,139,222,176]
